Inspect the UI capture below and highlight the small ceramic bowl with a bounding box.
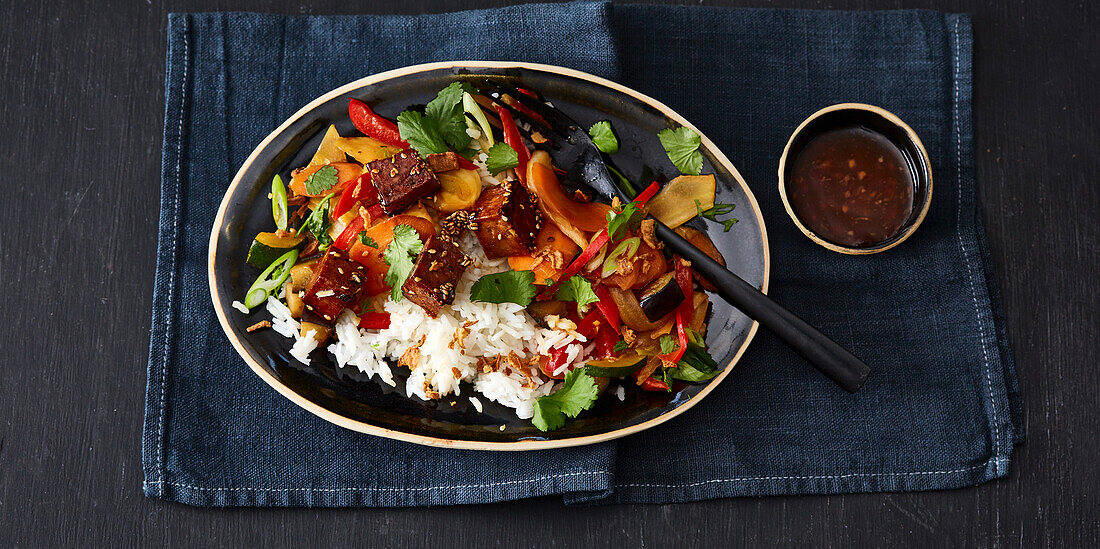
[777,103,933,255]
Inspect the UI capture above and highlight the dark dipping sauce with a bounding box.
[788,127,915,248]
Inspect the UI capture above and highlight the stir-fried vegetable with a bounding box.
[646,174,716,228]
[601,237,640,277]
[433,168,482,212]
[495,104,530,184]
[348,98,408,148]
[462,92,495,147]
[271,174,288,231]
[309,125,347,166]
[243,249,299,309]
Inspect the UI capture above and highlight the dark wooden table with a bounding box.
[2,0,1097,546]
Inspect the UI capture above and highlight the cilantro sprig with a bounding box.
[397,82,474,157]
[470,270,538,307]
[554,276,600,310]
[484,142,519,174]
[658,334,679,355]
[588,121,619,154]
[606,203,644,240]
[358,231,378,248]
[304,165,339,195]
[301,194,334,251]
[658,127,703,175]
[531,368,601,431]
[382,224,424,301]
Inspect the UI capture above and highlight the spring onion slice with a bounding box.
[462,92,495,146]
[271,174,288,231]
[601,237,640,278]
[243,249,299,308]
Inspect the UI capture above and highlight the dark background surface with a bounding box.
[1,0,1096,546]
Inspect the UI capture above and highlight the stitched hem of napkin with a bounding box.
[604,460,998,504]
[142,13,190,497]
[142,472,614,507]
[946,14,1015,476]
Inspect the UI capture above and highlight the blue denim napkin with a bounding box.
[144,1,1022,506]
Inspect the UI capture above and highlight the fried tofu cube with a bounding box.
[425,152,464,173]
[302,248,368,323]
[367,149,440,214]
[473,180,541,259]
[402,236,472,317]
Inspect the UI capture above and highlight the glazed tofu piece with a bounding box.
[473,180,541,259]
[302,248,368,323]
[425,152,464,173]
[402,236,472,317]
[367,149,440,214]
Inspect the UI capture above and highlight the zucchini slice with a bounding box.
[584,353,646,377]
[246,232,305,269]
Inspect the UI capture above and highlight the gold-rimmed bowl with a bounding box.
[208,61,770,450]
[778,103,933,255]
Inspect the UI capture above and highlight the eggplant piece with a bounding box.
[300,309,333,344]
[637,272,684,322]
[526,299,568,328]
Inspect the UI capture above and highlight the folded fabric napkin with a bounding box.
[144,1,1022,506]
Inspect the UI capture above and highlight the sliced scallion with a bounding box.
[601,237,640,278]
[272,174,288,231]
[463,92,495,147]
[243,249,299,309]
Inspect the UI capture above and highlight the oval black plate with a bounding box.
[209,62,770,450]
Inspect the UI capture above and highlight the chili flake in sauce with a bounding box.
[788,127,915,247]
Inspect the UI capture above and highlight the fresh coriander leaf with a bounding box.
[671,345,721,382]
[358,231,378,248]
[484,142,519,174]
[382,224,424,301]
[588,121,619,154]
[658,127,703,175]
[304,165,339,195]
[302,194,334,251]
[659,334,678,355]
[397,110,448,156]
[554,276,600,309]
[606,203,644,240]
[695,199,739,232]
[545,278,556,286]
[470,270,538,306]
[398,83,473,157]
[669,362,720,382]
[425,82,473,152]
[531,368,600,431]
[613,341,630,353]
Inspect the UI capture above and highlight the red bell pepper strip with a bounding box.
[592,325,619,359]
[332,175,380,220]
[640,377,670,392]
[574,309,603,340]
[333,214,366,251]
[592,284,620,334]
[348,98,409,148]
[658,258,694,364]
[494,105,530,184]
[542,229,610,299]
[358,312,391,330]
[634,181,660,205]
[503,97,549,128]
